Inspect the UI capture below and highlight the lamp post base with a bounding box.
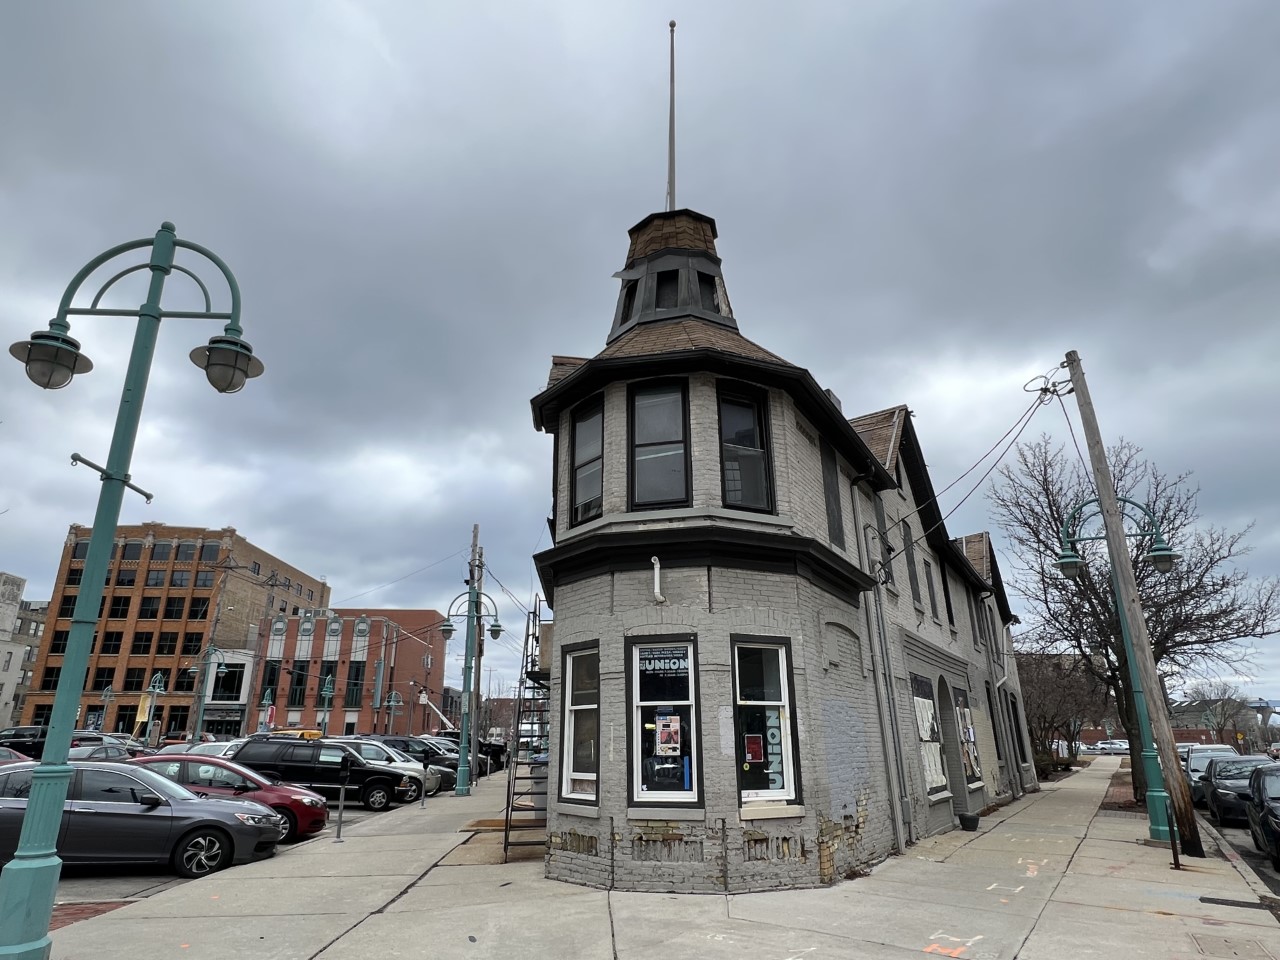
[1140,747,1173,843]
[0,852,61,960]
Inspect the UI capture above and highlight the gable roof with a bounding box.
[848,405,908,476]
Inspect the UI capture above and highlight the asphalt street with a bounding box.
[1214,816,1280,899]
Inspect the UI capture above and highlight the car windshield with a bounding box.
[1190,753,1235,774]
[386,746,415,763]
[1212,759,1268,780]
[1263,773,1280,800]
[106,763,200,801]
[0,728,39,738]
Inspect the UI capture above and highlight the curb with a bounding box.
[1196,810,1275,903]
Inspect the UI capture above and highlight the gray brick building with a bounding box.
[530,208,1036,892]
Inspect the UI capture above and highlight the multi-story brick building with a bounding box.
[3,590,47,727]
[22,522,329,739]
[530,207,1036,892]
[251,607,446,736]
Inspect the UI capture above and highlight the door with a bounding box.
[182,760,258,800]
[0,767,73,858]
[65,768,174,862]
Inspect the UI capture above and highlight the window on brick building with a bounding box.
[901,521,922,605]
[108,595,131,619]
[144,569,165,587]
[732,638,799,804]
[115,569,136,587]
[100,631,123,655]
[250,561,261,575]
[718,386,772,512]
[570,398,604,525]
[189,598,210,621]
[121,541,143,561]
[40,668,61,691]
[873,498,895,587]
[630,382,689,510]
[199,543,219,563]
[175,542,197,562]
[182,633,203,656]
[195,571,214,588]
[50,631,69,655]
[138,596,161,620]
[820,438,845,549]
[151,542,172,562]
[157,632,178,656]
[131,632,153,656]
[560,645,598,803]
[91,668,115,692]
[57,595,77,619]
[65,568,83,587]
[629,637,699,805]
[171,571,190,588]
[923,559,940,621]
[910,673,949,797]
[123,668,146,692]
[72,540,89,560]
[164,597,185,620]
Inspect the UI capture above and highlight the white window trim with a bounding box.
[631,640,698,805]
[562,649,599,803]
[733,642,797,804]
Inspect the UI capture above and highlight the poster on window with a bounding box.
[953,690,982,783]
[656,714,681,756]
[743,733,764,763]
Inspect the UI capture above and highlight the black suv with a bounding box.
[231,737,412,811]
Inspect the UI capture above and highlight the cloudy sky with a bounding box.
[1,2,1276,698]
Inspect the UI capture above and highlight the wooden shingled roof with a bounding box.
[596,318,791,365]
[847,405,909,475]
[547,355,588,388]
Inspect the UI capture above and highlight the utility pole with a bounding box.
[470,543,486,779]
[1064,350,1203,857]
[455,525,481,795]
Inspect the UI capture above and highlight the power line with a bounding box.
[331,547,469,605]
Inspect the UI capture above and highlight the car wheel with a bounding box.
[425,775,443,798]
[274,808,299,843]
[1251,821,1264,851]
[399,779,422,803]
[172,828,232,879]
[362,783,392,811]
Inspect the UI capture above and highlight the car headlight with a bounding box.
[399,777,411,787]
[235,813,279,826]
[292,795,325,808]
[1215,789,1238,799]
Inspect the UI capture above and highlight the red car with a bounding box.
[0,747,30,766]
[132,755,328,842]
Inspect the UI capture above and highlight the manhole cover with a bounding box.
[1190,935,1274,959]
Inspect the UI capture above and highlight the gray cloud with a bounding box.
[2,1,1277,694]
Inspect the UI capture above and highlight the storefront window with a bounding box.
[631,639,698,803]
[953,688,983,785]
[562,646,599,802]
[733,640,798,803]
[911,674,949,796]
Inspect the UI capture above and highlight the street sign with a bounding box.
[265,705,276,727]
[1237,732,1245,742]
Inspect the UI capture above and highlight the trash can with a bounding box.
[530,752,549,813]
[958,813,980,832]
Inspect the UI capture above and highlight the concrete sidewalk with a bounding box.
[51,758,1280,960]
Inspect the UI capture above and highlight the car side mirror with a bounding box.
[1198,774,1209,782]
[139,794,165,808]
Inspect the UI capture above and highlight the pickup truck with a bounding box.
[0,725,47,760]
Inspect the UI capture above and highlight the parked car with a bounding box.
[1176,743,1200,764]
[67,744,131,761]
[1185,745,1239,805]
[1247,762,1280,870]
[231,736,413,810]
[423,735,489,776]
[68,731,146,757]
[0,726,47,760]
[372,736,459,791]
[1268,742,1280,761]
[1092,740,1130,755]
[325,738,440,800]
[133,755,329,843]
[187,740,245,758]
[1200,755,1272,825]
[0,748,30,766]
[0,760,283,877]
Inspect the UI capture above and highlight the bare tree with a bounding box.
[1182,678,1256,748]
[991,437,1279,799]
[1016,650,1110,766]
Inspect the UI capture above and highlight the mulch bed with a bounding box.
[1100,759,1144,813]
[50,901,131,930]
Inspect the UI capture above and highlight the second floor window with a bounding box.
[630,383,688,509]
[902,521,922,605]
[718,388,771,512]
[570,400,604,525]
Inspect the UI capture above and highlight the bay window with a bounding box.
[630,382,689,509]
[733,638,799,804]
[630,637,698,804]
[561,645,599,802]
[570,400,604,525]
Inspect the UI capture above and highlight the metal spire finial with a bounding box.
[666,20,676,212]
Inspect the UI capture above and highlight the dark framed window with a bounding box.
[50,630,69,655]
[115,569,136,587]
[629,381,689,510]
[199,543,219,562]
[560,643,599,803]
[189,598,210,621]
[166,706,189,733]
[923,559,940,620]
[145,569,165,587]
[65,568,83,587]
[91,668,115,692]
[151,542,172,562]
[570,399,604,526]
[157,632,178,656]
[175,542,197,562]
[314,661,339,706]
[171,571,190,588]
[287,668,307,708]
[164,597,185,620]
[194,571,215,588]
[940,566,956,626]
[873,498,894,586]
[100,631,123,655]
[121,541,143,561]
[619,279,638,325]
[901,521,922,605]
[697,271,719,312]
[72,540,90,560]
[820,438,845,549]
[40,668,61,691]
[910,673,948,796]
[123,666,146,691]
[182,633,203,656]
[131,632,153,656]
[627,636,699,805]
[985,681,1005,761]
[212,664,245,703]
[953,688,983,785]
[175,668,195,692]
[306,588,315,602]
[654,269,679,309]
[250,561,261,575]
[344,662,364,707]
[108,595,130,619]
[732,637,801,805]
[98,596,107,618]
[718,384,772,512]
[138,596,161,620]
[262,660,281,698]
[32,704,53,727]
[57,595,77,619]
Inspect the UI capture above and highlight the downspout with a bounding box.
[852,489,912,850]
[651,556,667,604]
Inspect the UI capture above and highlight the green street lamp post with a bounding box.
[1056,495,1181,843]
[319,675,335,736]
[438,594,504,796]
[189,646,229,742]
[0,222,263,960]
[258,688,275,733]
[144,673,168,746]
[385,690,404,737]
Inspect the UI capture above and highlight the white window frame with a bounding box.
[630,640,698,805]
[733,641,798,804]
[561,647,599,802]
